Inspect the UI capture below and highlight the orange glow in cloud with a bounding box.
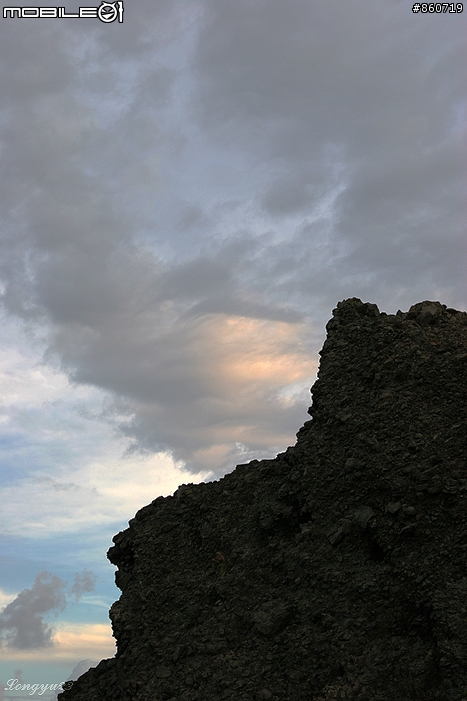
[202,316,317,391]
[0,624,115,663]
[174,314,318,469]
[53,623,116,661]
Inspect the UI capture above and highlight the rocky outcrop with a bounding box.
[59,298,467,701]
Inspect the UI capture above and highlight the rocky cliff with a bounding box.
[59,298,467,701]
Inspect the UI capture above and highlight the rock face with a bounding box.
[59,299,467,701]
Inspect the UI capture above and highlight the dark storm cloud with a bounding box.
[193,0,466,308]
[194,0,462,151]
[0,0,464,476]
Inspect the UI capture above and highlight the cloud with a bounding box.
[0,0,464,486]
[102,314,317,473]
[260,173,325,216]
[0,622,115,664]
[0,572,66,650]
[0,448,210,537]
[0,55,315,471]
[192,0,466,304]
[70,571,97,604]
[0,314,210,537]
[28,245,316,474]
[51,623,115,661]
[0,569,100,650]
[13,668,24,683]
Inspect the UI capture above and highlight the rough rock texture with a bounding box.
[59,299,467,701]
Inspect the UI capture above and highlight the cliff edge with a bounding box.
[59,298,467,701]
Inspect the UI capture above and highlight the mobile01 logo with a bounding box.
[3,0,124,21]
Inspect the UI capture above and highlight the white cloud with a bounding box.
[0,443,210,538]
[0,314,210,536]
[0,589,15,612]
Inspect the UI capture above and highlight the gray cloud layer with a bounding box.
[0,1,465,474]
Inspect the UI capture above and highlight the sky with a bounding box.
[0,0,465,696]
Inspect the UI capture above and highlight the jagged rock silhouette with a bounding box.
[59,298,467,701]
